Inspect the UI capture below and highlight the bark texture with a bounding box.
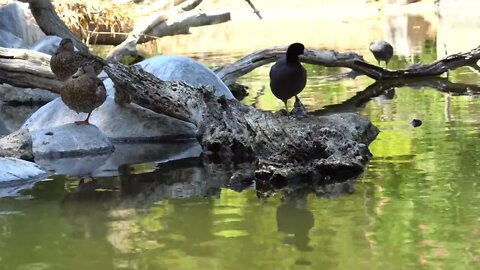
[105,64,379,184]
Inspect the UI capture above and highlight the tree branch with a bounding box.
[214,45,480,84]
[106,0,230,62]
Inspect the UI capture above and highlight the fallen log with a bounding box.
[0,47,62,92]
[104,63,379,184]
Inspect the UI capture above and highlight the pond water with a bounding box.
[2,4,480,270]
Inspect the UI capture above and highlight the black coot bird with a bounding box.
[269,42,307,113]
[369,40,394,68]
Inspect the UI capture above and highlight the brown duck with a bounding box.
[50,38,107,81]
[61,62,107,125]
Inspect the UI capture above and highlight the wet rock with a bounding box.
[29,35,62,55]
[94,141,202,177]
[0,129,33,161]
[0,2,45,47]
[0,157,49,198]
[118,55,234,99]
[0,84,58,105]
[23,97,197,142]
[31,123,114,158]
[35,154,112,177]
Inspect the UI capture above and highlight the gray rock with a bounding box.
[131,55,233,99]
[0,157,49,198]
[23,97,197,142]
[0,128,33,161]
[31,123,114,158]
[0,2,45,46]
[0,29,24,48]
[29,35,62,55]
[0,84,58,105]
[0,103,42,133]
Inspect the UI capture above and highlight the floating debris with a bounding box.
[411,119,422,128]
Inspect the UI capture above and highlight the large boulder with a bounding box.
[120,55,233,99]
[29,35,62,55]
[31,123,114,158]
[22,55,232,142]
[0,2,45,47]
[0,103,42,134]
[23,97,197,142]
[0,29,23,48]
[0,157,49,198]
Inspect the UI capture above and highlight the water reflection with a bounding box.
[276,198,314,252]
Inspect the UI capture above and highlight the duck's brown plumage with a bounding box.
[50,38,107,81]
[61,63,106,125]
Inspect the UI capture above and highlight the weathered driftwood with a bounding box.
[0,47,62,92]
[106,0,231,62]
[16,0,89,53]
[214,45,480,85]
[105,63,379,183]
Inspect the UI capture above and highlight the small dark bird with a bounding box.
[50,38,107,81]
[411,119,422,128]
[269,42,307,113]
[369,40,394,68]
[61,62,107,125]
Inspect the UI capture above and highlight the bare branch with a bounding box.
[106,0,230,62]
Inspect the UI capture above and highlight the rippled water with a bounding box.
[2,6,480,270]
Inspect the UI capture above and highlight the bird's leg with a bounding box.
[385,61,389,69]
[284,101,289,115]
[75,112,91,125]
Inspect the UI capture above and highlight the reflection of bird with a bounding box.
[369,40,394,68]
[269,43,307,113]
[61,63,107,125]
[50,38,107,81]
[277,201,314,251]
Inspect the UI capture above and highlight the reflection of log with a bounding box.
[16,0,89,53]
[105,63,379,184]
[0,47,62,93]
[106,0,230,62]
[215,45,480,84]
[314,78,480,116]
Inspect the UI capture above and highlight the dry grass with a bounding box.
[52,0,134,42]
